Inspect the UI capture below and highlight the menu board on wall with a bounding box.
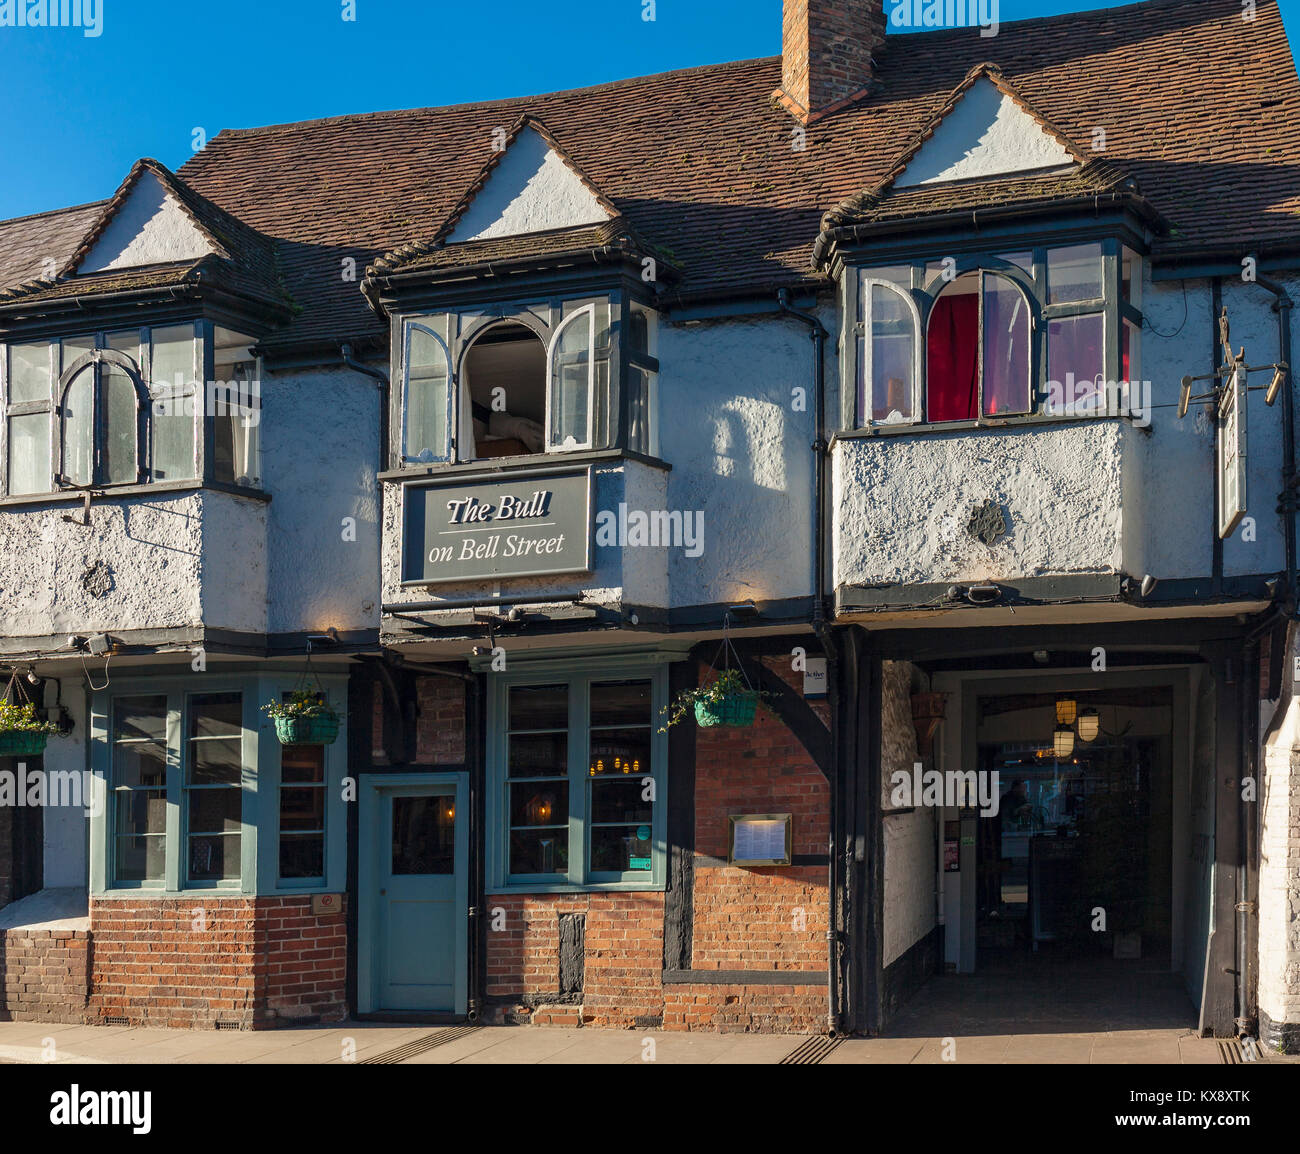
[728,814,792,867]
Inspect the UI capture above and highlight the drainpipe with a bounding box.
[1238,273,1295,1038]
[1250,273,1297,611]
[341,344,389,473]
[777,289,844,1034]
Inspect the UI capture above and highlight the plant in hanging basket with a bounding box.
[660,668,772,731]
[263,692,340,746]
[0,702,60,757]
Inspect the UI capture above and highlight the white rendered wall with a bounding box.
[895,78,1075,187]
[80,172,213,273]
[448,127,610,242]
[39,683,88,889]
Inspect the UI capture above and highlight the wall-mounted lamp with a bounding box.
[1077,707,1101,743]
[1053,724,1076,759]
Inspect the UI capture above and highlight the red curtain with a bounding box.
[927,293,978,422]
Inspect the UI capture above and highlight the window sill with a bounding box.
[0,479,271,510]
[832,410,1147,443]
[378,447,671,483]
[487,880,666,895]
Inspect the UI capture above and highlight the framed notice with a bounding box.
[728,814,792,867]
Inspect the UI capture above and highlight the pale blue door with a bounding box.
[363,777,467,1014]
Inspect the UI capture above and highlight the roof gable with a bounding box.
[893,74,1080,188]
[445,121,615,243]
[77,168,217,273]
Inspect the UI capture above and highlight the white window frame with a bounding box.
[400,320,455,465]
[544,304,596,453]
[858,277,923,428]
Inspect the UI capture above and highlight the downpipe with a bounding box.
[777,289,845,1034]
[341,344,390,474]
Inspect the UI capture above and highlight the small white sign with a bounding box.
[803,657,828,697]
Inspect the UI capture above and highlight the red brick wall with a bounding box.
[256,896,348,1027]
[485,658,832,1034]
[692,658,829,977]
[0,928,90,1024]
[781,0,884,120]
[486,892,665,1028]
[87,896,346,1030]
[416,676,466,764]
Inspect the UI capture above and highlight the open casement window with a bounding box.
[926,271,1032,422]
[4,342,56,495]
[547,305,597,451]
[855,272,922,426]
[401,321,454,464]
[397,296,623,466]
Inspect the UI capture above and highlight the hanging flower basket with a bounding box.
[694,691,760,729]
[661,667,771,731]
[0,729,50,757]
[264,691,340,747]
[272,714,340,747]
[0,701,59,758]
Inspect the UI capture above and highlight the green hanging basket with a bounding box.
[0,730,49,757]
[273,713,340,747]
[694,691,760,729]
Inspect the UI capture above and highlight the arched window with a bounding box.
[547,306,596,451]
[856,277,921,425]
[461,320,547,459]
[926,271,1031,422]
[58,348,149,487]
[402,322,453,464]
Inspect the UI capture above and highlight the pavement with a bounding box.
[0,1018,1280,1065]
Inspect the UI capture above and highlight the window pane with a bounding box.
[102,364,138,484]
[62,366,94,486]
[1047,313,1106,414]
[189,787,242,834]
[392,795,456,875]
[191,739,241,785]
[279,787,325,832]
[114,697,167,744]
[280,835,324,880]
[997,251,1033,275]
[114,742,167,790]
[106,330,140,359]
[150,326,197,482]
[213,389,260,487]
[9,342,51,404]
[1047,243,1103,304]
[926,282,979,422]
[870,284,916,424]
[590,778,653,824]
[549,310,592,449]
[510,782,568,829]
[191,693,242,738]
[405,326,450,463]
[509,731,568,777]
[149,326,194,390]
[590,680,652,727]
[590,825,652,874]
[60,336,96,374]
[1122,247,1141,307]
[509,829,568,875]
[509,684,568,731]
[982,275,1031,417]
[588,727,651,779]
[116,834,167,884]
[189,833,240,881]
[627,365,652,455]
[116,790,167,837]
[281,744,325,784]
[7,413,50,495]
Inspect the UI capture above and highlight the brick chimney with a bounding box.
[778,0,885,124]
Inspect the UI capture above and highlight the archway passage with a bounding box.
[462,323,547,459]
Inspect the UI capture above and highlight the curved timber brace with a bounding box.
[694,641,831,781]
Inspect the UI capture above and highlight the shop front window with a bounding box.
[492,666,667,889]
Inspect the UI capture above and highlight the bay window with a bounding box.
[489,663,667,890]
[846,238,1145,430]
[396,293,656,467]
[0,321,261,497]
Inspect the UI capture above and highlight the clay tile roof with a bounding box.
[0,0,1297,352]
[0,201,106,296]
[0,159,289,312]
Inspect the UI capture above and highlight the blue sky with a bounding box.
[0,0,1297,221]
